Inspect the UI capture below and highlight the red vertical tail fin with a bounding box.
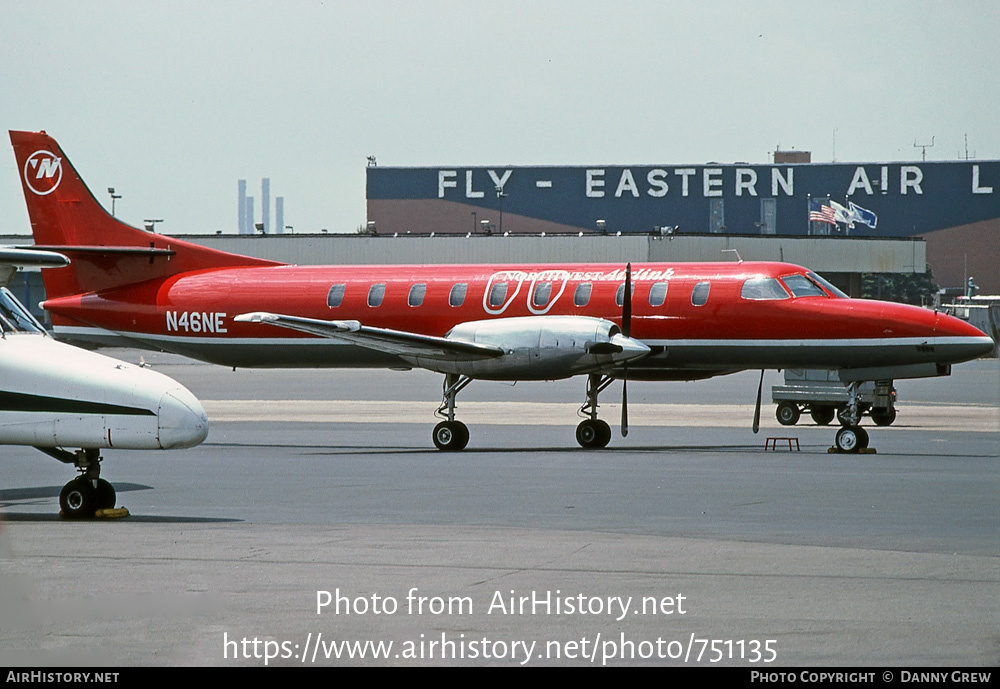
[9,130,280,299]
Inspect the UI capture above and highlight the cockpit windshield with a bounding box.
[806,271,849,298]
[0,287,46,334]
[781,274,828,298]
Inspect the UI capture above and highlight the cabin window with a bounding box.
[782,274,826,298]
[691,281,711,306]
[368,283,386,307]
[615,283,634,307]
[532,281,552,308]
[488,282,508,308]
[327,283,346,308]
[449,283,467,307]
[574,282,592,307]
[408,283,426,307]
[740,277,789,300]
[648,281,668,307]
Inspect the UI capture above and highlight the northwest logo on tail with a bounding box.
[23,150,62,195]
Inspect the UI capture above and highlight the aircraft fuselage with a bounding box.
[42,261,992,377]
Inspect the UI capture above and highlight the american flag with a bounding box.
[809,199,836,224]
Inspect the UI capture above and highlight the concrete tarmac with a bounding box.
[1,355,997,667]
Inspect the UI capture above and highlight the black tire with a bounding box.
[59,478,97,519]
[595,419,612,448]
[576,419,612,449]
[432,420,469,451]
[810,407,835,426]
[775,402,800,426]
[835,426,863,453]
[856,426,870,449]
[94,479,116,510]
[871,408,896,426]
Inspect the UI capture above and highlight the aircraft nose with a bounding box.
[934,311,997,359]
[157,387,209,449]
[610,333,651,363]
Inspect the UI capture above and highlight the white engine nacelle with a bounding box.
[406,316,650,380]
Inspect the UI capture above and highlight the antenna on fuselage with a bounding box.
[722,249,743,263]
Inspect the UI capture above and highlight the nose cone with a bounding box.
[610,333,651,363]
[157,387,209,449]
[933,311,997,361]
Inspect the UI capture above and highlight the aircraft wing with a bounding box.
[235,312,504,361]
[0,247,69,286]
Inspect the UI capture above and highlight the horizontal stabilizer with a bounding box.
[25,244,176,257]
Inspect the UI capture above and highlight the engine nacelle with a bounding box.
[405,316,650,380]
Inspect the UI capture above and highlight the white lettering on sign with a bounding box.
[674,168,695,197]
[438,170,457,198]
[703,168,723,197]
[615,169,640,198]
[847,166,873,196]
[736,168,757,197]
[586,169,605,198]
[465,170,484,198]
[771,168,793,196]
[647,169,668,197]
[487,169,512,192]
[901,166,923,195]
[972,165,993,194]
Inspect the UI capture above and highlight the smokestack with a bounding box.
[275,197,284,234]
[261,178,270,234]
[238,179,247,234]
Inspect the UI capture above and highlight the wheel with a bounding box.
[94,478,116,510]
[432,420,469,451]
[835,426,863,453]
[596,419,612,447]
[576,419,611,449]
[871,408,896,426]
[856,426,870,449]
[810,406,835,426]
[59,478,97,518]
[775,402,800,426]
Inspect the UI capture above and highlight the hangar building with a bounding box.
[366,156,999,294]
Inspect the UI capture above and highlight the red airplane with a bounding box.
[10,130,994,452]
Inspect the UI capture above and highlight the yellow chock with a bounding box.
[95,507,130,519]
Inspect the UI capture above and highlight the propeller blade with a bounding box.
[620,262,633,437]
[622,262,632,338]
[621,375,629,437]
[752,369,764,434]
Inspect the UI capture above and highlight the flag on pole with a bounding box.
[848,201,878,228]
[829,200,854,227]
[808,198,836,224]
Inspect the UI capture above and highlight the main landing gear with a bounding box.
[37,447,117,518]
[433,373,471,451]
[431,371,622,451]
[576,373,614,449]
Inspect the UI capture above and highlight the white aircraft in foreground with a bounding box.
[0,248,208,518]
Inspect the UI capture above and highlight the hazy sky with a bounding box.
[2,0,997,236]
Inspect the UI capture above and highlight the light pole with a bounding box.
[108,187,121,216]
[496,186,507,235]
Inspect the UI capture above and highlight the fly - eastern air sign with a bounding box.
[367,161,998,238]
